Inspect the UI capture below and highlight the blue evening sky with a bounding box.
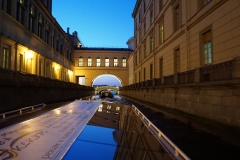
[52,0,136,86]
[52,0,136,48]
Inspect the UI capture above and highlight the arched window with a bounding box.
[105,57,109,67]
[122,57,127,67]
[96,57,101,67]
[88,56,92,66]
[79,56,83,66]
[114,57,118,67]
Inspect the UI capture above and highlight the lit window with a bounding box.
[88,57,92,66]
[105,57,109,67]
[79,57,83,66]
[3,48,10,69]
[114,57,118,67]
[202,30,212,65]
[159,23,164,44]
[96,57,101,67]
[122,57,127,67]
[150,37,154,52]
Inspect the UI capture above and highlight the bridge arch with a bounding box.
[91,74,123,87]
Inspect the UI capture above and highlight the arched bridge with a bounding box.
[94,86,119,94]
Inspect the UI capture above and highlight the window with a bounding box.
[105,57,109,67]
[2,0,11,15]
[29,5,35,32]
[96,57,101,67]
[144,21,146,34]
[45,22,50,44]
[143,1,146,13]
[150,9,153,24]
[159,57,163,78]
[79,57,83,66]
[17,0,25,25]
[19,53,23,72]
[159,22,164,44]
[46,62,50,78]
[56,35,59,52]
[88,57,92,66]
[174,48,180,73]
[150,37,154,52]
[143,44,146,58]
[122,57,126,67]
[139,71,141,82]
[159,0,163,11]
[150,64,153,79]
[143,68,146,81]
[202,30,212,65]
[173,2,181,31]
[39,60,43,76]
[3,48,10,69]
[114,57,118,67]
[38,14,43,39]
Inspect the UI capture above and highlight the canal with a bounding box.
[0,94,239,160]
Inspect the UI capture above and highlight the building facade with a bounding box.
[73,47,132,86]
[120,0,240,128]
[131,0,240,83]
[0,0,76,82]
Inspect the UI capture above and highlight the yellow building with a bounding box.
[0,0,77,82]
[131,0,240,83]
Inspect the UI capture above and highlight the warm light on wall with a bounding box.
[55,65,60,70]
[25,51,33,59]
[68,70,73,75]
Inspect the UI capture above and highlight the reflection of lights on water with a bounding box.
[98,104,103,112]
[53,109,61,114]
[67,110,73,114]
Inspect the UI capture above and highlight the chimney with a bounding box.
[67,27,70,34]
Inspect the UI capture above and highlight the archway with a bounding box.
[92,74,122,87]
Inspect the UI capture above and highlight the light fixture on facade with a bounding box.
[55,65,60,70]
[68,70,73,75]
[25,51,33,59]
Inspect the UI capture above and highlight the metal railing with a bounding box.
[132,105,191,160]
[0,103,46,120]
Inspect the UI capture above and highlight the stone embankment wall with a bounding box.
[0,69,94,113]
[120,84,240,128]
[120,58,240,128]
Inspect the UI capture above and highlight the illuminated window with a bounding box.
[105,57,109,67]
[96,57,101,67]
[88,57,92,66]
[202,30,212,65]
[159,22,164,44]
[122,57,126,67]
[150,37,154,52]
[79,56,83,66]
[3,48,10,69]
[114,57,118,67]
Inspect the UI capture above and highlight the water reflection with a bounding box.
[63,102,173,160]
